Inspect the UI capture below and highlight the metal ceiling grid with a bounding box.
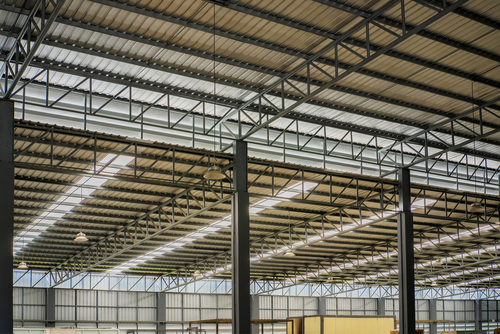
[10,121,500,294]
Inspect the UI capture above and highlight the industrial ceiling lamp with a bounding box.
[74,187,88,242]
[204,3,225,181]
[431,280,438,287]
[284,211,295,257]
[18,235,28,270]
[193,270,202,278]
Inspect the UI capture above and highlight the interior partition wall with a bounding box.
[13,287,500,334]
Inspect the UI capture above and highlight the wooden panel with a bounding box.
[303,316,321,334]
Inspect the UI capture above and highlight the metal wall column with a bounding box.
[157,292,166,334]
[377,298,386,316]
[232,140,250,334]
[318,297,327,315]
[429,300,437,334]
[0,100,14,334]
[398,168,415,334]
[250,296,259,334]
[46,289,56,327]
[474,300,482,330]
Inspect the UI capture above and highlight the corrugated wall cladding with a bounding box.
[13,287,500,333]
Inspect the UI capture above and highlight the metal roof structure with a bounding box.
[1,0,500,299]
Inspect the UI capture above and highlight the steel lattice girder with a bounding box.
[8,61,500,189]
[0,0,65,98]
[215,0,470,143]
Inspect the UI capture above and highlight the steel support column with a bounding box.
[398,168,415,334]
[250,296,259,334]
[232,140,250,334]
[46,289,55,327]
[474,300,482,330]
[157,292,166,334]
[0,100,14,334]
[377,298,386,316]
[318,297,327,315]
[429,300,437,334]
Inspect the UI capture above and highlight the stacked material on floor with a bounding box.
[287,315,396,334]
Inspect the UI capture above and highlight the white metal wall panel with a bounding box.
[166,293,182,307]
[13,288,23,304]
[218,295,231,308]
[98,307,117,322]
[183,294,200,308]
[183,308,200,321]
[273,296,287,309]
[201,295,217,307]
[118,292,137,307]
[56,306,75,321]
[166,307,182,322]
[201,309,217,319]
[13,305,22,320]
[77,290,96,306]
[351,299,364,311]
[218,309,231,318]
[98,291,117,306]
[289,297,303,310]
[455,300,465,311]
[337,298,351,310]
[304,297,317,310]
[365,299,376,310]
[274,310,288,319]
[259,309,272,319]
[289,310,303,317]
[138,307,156,321]
[325,298,336,310]
[24,288,45,305]
[259,296,272,309]
[56,289,75,305]
[138,292,155,307]
[118,307,136,321]
[77,306,97,321]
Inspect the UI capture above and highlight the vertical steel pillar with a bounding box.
[474,300,482,330]
[232,140,250,334]
[398,168,415,334]
[318,297,327,315]
[0,100,14,334]
[157,292,166,334]
[250,296,259,334]
[377,298,386,316]
[429,300,437,334]
[46,289,56,327]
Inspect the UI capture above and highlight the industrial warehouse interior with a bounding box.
[1,0,500,334]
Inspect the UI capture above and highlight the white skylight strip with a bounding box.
[112,182,319,273]
[14,154,133,254]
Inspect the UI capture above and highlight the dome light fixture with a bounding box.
[18,261,28,270]
[284,250,295,257]
[431,280,438,287]
[74,231,88,242]
[469,201,484,214]
[204,165,225,180]
[193,270,202,277]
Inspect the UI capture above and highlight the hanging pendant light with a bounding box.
[204,165,225,180]
[204,3,226,181]
[18,261,28,270]
[469,201,483,214]
[431,280,438,287]
[193,270,202,277]
[284,211,295,257]
[18,236,28,269]
[75,186,88,242]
